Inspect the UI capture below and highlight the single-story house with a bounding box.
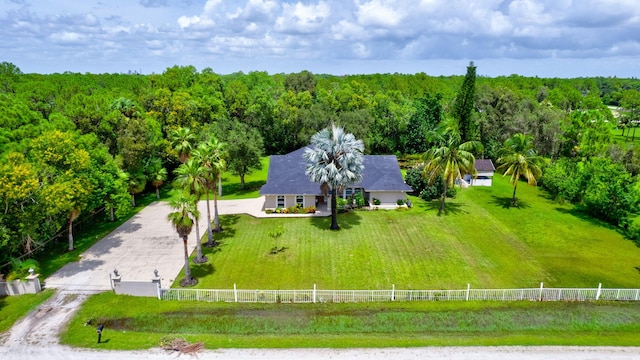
[260,147,413,210]
[464,159,496,186]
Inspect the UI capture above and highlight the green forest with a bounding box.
[1,60,640,277]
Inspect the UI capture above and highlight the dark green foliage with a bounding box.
[404,94,442,154]
[542,158,639,227]
[453,61,478,142]
[541,159,583,203]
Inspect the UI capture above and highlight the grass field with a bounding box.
[0,290,53,333]
[175,174,640,290]
[62,292,640,349]
[167,157,270,201]
[55,160,640,350]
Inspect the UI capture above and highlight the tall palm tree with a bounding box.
[497,133,543,207]
[125,170,147,207]
[304,124,364,230]
[193,138,226,246]
[423,122,482,215]
[167,195,198,286]
[169,127,196,163]
[173,159,207,263]
[147,158,167,199]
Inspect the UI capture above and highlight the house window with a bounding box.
[277,195,285,208]
[345,188,353,197]
[296,195,304,206]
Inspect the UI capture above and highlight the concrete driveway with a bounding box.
[44,197,267,292]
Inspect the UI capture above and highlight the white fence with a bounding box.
[158,283,640,303]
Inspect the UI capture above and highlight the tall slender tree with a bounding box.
[173,159,207,263]
[423,121,482,215]
[497,133,543,207]
[453,61,478,142]
[192,137,226,246]
[167,195,198,286]
[304,124,364,230]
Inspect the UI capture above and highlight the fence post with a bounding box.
[391,284,395,301]
[466,283,470,301]
[234,283,238,303]
[539,282,544,301]
[313,284,316,303]
[596,283,602,300]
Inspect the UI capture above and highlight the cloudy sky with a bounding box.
[2,0,640,77]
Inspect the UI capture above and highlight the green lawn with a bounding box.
[0,290,53,333]
[62,293,640,349]
[167,156,270,201]
[177,175,640,290]
[57,166,640,350]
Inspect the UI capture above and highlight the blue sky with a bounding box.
[2,0,640,77]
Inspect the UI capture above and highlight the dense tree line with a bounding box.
[2,59,640,275]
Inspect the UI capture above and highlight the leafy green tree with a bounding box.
[404,94,442,154]
[167,195,198,287]
[453,61,478,142]
[29,130,94,251]
[173,159,207,263]
[422,122,482,215]
[497,133,544,207]
[581,158,638,227]
[621,90,640,141]
[225,122,264,189]
[304,124,365,230]
[284,70,317,98]
[0,61,22,93]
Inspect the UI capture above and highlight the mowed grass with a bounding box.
[179,175,640,290]
[0,290,53,333]
[166,157,269,201]
[62,292,640,349]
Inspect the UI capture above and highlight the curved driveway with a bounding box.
[44,197,266,291]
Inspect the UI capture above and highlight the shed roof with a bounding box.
[475,159,496,172]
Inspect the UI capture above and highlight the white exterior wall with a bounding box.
[264,194,316,209]
[370,191,407,208]
[264,195,277,209]
[471,170,494,186]
[471,178,493,186]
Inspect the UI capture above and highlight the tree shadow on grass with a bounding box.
[191,262,216,277]
[214,215,239,241]
[309,211,361,230]
[417,200,467,215]
[490,196,530,209]
[219,180,266,197]
[554,207,618,231]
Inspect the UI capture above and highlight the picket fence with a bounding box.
[158,283,640,303]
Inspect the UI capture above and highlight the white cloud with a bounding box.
[177,15,214,29]
[49,31,85,44]
[355,0,404,28]
[275,1,330,34]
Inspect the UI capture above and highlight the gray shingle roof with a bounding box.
[260,148,412,195]
[475,159,496,172]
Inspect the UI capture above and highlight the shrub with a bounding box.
[397,199,405,205]
[354,193,366,208]
[372,198,381,205]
